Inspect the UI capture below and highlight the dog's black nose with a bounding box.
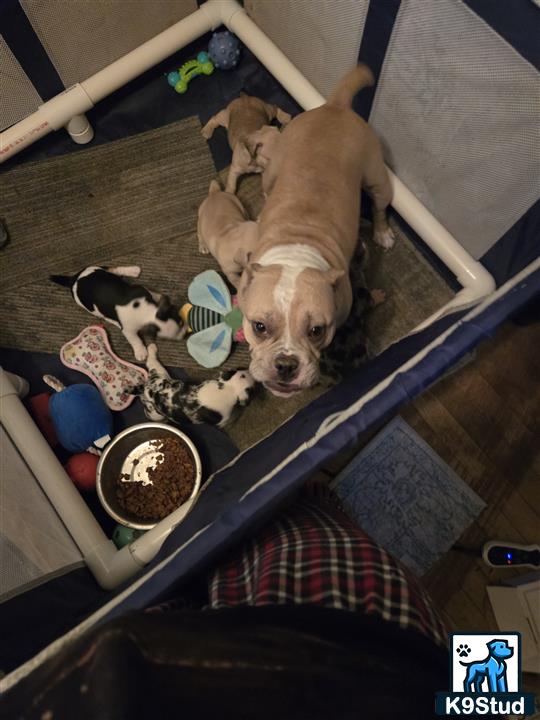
[274,354,299,382]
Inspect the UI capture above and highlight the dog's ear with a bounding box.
[246,126,279,163]
[239,260,263,289]
[209,179,221,194]
[156,294,172,320]
[233,249,252,270]
[237,384,255,406]
[326,269,345,288]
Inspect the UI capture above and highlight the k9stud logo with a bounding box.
[451,633,519,693]
[435,632,536,716]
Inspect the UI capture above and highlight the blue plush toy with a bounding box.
[208,31,240,70]
[44,375,113,454]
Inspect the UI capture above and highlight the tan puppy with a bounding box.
[201,94,291,193]
[197,179,259,287]
[237,65,395,397]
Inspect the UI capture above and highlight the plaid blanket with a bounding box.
[208,492,447,648]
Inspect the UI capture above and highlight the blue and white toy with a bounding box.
[208,31,240,70]
[180,270,245,368]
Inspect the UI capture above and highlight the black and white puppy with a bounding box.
[50,265,185,361]
[129,343,256,428]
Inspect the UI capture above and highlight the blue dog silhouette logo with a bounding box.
[436,633,535,715]
[459,638,514,692]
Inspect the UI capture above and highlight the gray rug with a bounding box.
[0,118,217,364]
[0,117,453,451]
[332,416,486,575]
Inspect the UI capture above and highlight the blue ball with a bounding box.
[208,31,240,70]
[113,524,145,549]
[197,51,210,63]
[167,70,180,87]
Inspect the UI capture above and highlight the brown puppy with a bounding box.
[197,179,259,287]
[237,65,395,397]
[201,94,291,193]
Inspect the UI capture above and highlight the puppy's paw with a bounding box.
[200,124,214,140]
[225,178,238,194]
[370,288,386,306]
[373,227,396,251]
[146,342,158,359]
[147,408,166,422]
[134,347,148,362]
[198,242,210,255]
[111,265,141,278]
[126,265,142,278]
[277,110,292,126]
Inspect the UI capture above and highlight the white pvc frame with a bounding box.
[0,0,497,588]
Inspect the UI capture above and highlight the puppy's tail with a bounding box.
[50,273,77,288]
[327,64,374,109]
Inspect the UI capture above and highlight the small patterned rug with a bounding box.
[332,416,486,575]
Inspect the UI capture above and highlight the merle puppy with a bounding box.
[129,343,256,428]
[50,265,185,361]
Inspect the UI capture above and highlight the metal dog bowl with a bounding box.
[96,422,202,530]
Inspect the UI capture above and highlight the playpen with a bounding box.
[1,0,539,690]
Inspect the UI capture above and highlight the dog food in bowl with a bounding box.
[96,422,202,530]
[116,436,196,520]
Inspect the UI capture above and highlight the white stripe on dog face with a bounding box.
[274,265,302,352]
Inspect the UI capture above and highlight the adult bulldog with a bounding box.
[237,64,394,396]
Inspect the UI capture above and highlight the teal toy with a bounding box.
[112,524,146,549]
[167,51,214,94]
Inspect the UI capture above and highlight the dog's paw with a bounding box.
[134,347,148,362]
[373,226,396,251]
[200,125,214,140]
[277,110,292,126]
[147,408,166,422]
[370,288,386,306]
[198,243,210,255]
[113,265,141,278]
[457,644,471,658]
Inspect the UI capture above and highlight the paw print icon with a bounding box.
[456,644,471,658]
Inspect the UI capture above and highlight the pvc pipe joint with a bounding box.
[44,84,94,130]
[200,0,244,27]
[65,114,94,144]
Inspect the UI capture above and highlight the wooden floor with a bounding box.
[322,320,540,691]
[405,320,540,693]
